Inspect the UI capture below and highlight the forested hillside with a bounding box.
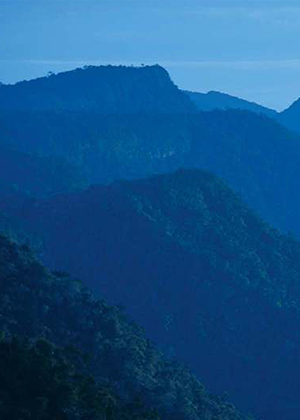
[2,109,299,238]
[0,233,251,420]
[5,169,300,420]
[0,146,86,197]
[1,65,300,419]
[0,66,299,237]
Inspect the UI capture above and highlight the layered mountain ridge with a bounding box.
[186,90,277,116]
[1,64,300,419]
[1,65,300,237]
[4,169,300,420]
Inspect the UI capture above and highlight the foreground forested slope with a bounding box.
[0,233,251,420]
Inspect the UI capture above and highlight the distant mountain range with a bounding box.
[2,64,300,134]
[3,169,300,420]
[277,97,300,133]
[186,89,300,135]
[185,90,277,116]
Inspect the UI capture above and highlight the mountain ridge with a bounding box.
[3,168,300,420]
[185,90,277,116]
[1,64,300,238]
[0,65,196,114]
[277,97,300,133]
[1,105,300,237]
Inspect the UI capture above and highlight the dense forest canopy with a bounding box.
[0,233,251,420]
[3,169,300,420]
[0,146,86,198]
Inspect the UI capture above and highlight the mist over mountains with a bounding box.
[1,64,300,420]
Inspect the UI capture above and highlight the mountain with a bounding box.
[0,65,195,114]
[277,97,300,133]
[2,106,299,237]
[0,61,299,238]
[0,337,132,420]
[0,233,251,420]
[6,169,300,420]
[185,90,277,116]
[1,66,300,236]
[0,146,86,198]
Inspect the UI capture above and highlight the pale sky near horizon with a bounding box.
[1,0,300,111]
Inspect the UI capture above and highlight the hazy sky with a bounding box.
[1,0,300,110]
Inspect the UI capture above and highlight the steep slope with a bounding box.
[0,147,86,197]
[185,90,276,116]
[0,233,251,420]
[278,97,300,133]
[0,65,195,114]
[7,169,300,420]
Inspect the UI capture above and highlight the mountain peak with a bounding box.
[0,64,195,114]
